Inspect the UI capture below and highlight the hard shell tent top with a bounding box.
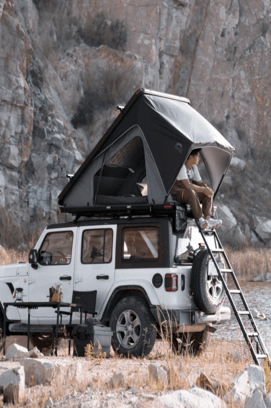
[58,89,234,213]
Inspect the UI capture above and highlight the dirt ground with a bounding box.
[0,334,258,407]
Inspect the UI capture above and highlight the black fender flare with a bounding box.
[101,285,154,322]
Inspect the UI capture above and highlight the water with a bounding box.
[214,282,271,354]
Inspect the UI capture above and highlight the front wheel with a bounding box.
[110,296,157,357]
[171,328,211,356]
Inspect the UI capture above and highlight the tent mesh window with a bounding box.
[94,136,146,200]
[122,227,161,262]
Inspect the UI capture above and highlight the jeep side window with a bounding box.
[39,231,73,265]
[122,227,160,262]
[81,229,113,264]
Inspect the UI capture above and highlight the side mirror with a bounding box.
[29,249,38,268]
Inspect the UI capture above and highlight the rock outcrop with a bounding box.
[1,0,271,247]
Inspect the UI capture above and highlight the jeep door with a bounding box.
[74,225,116,320]
[28,228,77,324]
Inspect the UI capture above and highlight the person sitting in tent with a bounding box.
[171,149,222,230]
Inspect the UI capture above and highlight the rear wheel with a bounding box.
[171,328,211,356]
[110,296,156,357]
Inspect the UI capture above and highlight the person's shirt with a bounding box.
[177,164,201,182]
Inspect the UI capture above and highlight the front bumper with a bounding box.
[151,306,231,331]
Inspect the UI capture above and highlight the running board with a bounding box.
[9,323,56,333]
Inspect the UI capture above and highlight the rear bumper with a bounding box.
[151,306,231,330]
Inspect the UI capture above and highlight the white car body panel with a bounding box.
[0,222,230,330]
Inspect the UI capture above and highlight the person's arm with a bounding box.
[182,179,213,197]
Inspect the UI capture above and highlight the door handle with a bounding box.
[60,276,72,281]
[96,275,109,280]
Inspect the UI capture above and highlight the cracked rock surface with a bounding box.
[1,0,271,246]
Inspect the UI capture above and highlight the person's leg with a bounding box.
[197,192,222,229]
[176,189,203,220]
[197,192,214,219]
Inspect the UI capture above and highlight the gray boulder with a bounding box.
[253,275,265,282]
[19,358,84,386]
[6,344,44,361]
[245,388,266,408]
[216,204,237,231]
[0,365,25,404]
[149,363,168,386]
[252,216,271,244]
[6,344,29,361]
[196,372,228,396]
[265,394,271,407]
[231,157,246,171]
[157,387,226,407]
[225,365,265,405]
[251,309,268,320]
[110,372,124,388]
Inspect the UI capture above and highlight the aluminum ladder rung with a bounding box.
[256,354,267,359]
[211,249,225,253]
[247,333,259,337]
[229,290,241,294]
[220,268,232,273]
[238,311,250,315]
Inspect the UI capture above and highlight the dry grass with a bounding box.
[225,246,271,280]
[0,248,28,266]
[19,337,255,408]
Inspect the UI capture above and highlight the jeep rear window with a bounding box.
[82,229,113,264]
[122,227,161,262]
[39,231,73,265]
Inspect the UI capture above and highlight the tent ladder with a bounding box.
[195,220,270,367]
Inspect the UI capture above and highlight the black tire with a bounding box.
[171,328,211,356]
[30,333,53,350]
[191,249,226,314]
[110,296,157,357]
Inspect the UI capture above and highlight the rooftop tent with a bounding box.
[58,89,234,211]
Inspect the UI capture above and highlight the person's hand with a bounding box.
[203,187,214,197]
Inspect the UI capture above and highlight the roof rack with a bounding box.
[60,203,181,219]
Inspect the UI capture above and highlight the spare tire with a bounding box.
[191,249,226,314]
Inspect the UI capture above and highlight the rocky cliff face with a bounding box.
[0,0,271,247]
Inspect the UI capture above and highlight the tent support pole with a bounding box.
[94,151,106,206]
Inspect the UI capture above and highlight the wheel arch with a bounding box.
[101,285,153,323]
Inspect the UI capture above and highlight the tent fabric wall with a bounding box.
[63,126,166,208]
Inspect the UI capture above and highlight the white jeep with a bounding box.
[0,210,230,357]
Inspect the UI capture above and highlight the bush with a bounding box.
[79,13,127,51]
[71,89,110,128]
[72,65,139,128]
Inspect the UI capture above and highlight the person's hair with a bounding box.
[188,148,201,159]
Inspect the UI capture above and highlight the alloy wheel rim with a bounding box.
[207,276,223,298]
[116,309,141,349]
